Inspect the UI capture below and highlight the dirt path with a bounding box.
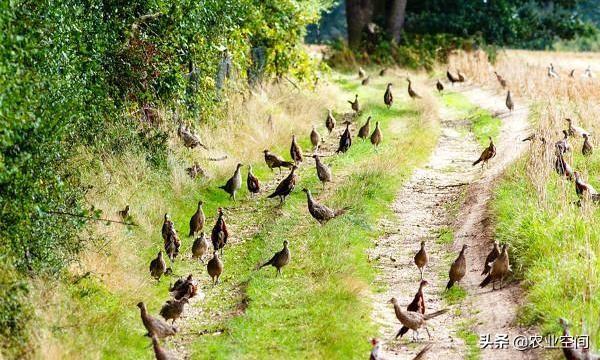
[371,86,537,359]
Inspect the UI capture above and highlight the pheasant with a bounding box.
[149,251,167,281]
[188,200,205,237]
[506,90,514,112]
[413,241,428,280]
[555,130,571,154]
[569,69,576,78]
[267,165,298,204]
[447,70,459,85]
[313,154,332,188]
[480,244,510,290]
[118,205,130,220]
[211,208,228,255]
[555,152,574,179]
[548,63,560,78]
[161,213,173,242]
[159,297,189,324]
[151,335,174,360]
[574,171,598,199]
[582,133,593,156]
[384,83,393,108]
[379,68,387,76]
[310,125,321,150]
[219,163,243,200]
[302,188,348,224]
[436,79,444,92]
[325,109,336,134]
[457,71,465,82]
[358,116,371,139]
[559,318,600,360]
[396,280,429,339]
[370,122,382,147]
[566,118,590,138]
[263,150,294,173]
[290,135,303,164]
[358,67,366,79]
[494,71,507,88]
[407,78,421,99]
[164,222,180,262]
[260,240,290,276]
[137,302,178,338]
[177,124,207,149]
[390,297,448,341]
[361,76,370,86]
[369,338,382,360]
[584,66,594,78]
[207,251,223,285]
[472,137,496,168]
[191,232,209,263]
[481,241,500,276]
[348,94,360,113]
[169,274,198,300]
[246,165,260,196]
[337,121,352,153]
[446,244,468,289]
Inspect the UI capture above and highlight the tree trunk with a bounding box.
[387,0,408,43]
[346,0,375,49]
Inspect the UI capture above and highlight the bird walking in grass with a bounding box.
[337,121,352,153]
[211,208,228,255]
[414,240,428,280]
[313,154,332,189]
[219,163,243,200]
[583,133,593,156]
[164,222,180,262]
[574,171,599,199]
[188,200,205,237]
[169,274,198,300]
[396,280,429,339]
[480,244,510,290]
[191,232,209,263]
[447,69,459,85]
[559,318,600,360]
[447,245,468,289]
[362,76,371,86]
[260,240,290,276]
[384,83,393,108]
[290,135,303,164]
[263,149,294,173]
[348,94,360,113]
[555,152,574,179]
[358,67,366,79]
[358,116,371,139]
[505,90,514,112]
[481,241,500,276]
[207,251,223,285]
[247,165,260,196]
[310,125,321,150]
[390,297,448,341]
[457,71,466,82]
[555,130,571,154]
[267,165,298,204]
[325,109,336,134]
[161,213,173,242]
[494,71,507,88]
[436,79,444,92]
[151,335,175,360]
[370,121,382,147]
[159,297,189,324]
[302,188,348,224]
[118,205,130,220]
[177,124,208,149]
[137,302,178,339]
[407,78,421,99]
[566,118,590,138]
[548,63,560,79]
[150,251,167,281]
[473,137,496,168]
[379,68,387,76]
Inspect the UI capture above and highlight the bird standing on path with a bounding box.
[583,133,593,156]
[370,121,382,147]
[407,78,421,99]
[159,297,189,324]
[480,244,510,290]
[169,274,198,300]
[436,79,444,92]
[506,90,514,112]
[161,213,173,242]
[263,150,294,173]
[302,188,348,224]
[472,137,496,168]
[457,71,466,82]
[447,70,459,85]
[188,200,205,237]
[348,94,360,113]
[358,67,366,79]
[481,241,499,276]
[290,135,303,164]
[219,163,243,200]
[191,232,209,263]
[494,71,507,88]
[325,109,336,134]
[446,245,468,289]
[211,208,228,255]
[164,222,180,262]
[149,251,167,281]
[260,240,290,276]
[207,251,223,285]
[396,280,429,339]
[358,116,371,139]
[247,165,260,196]
[414,241,428,280]
[137,302,178,338]
[379,68,387,76]
[267,165,298,204]
[337,121,352,153]
[384,83,394,108]
[313,154,332,189]
[151,335,174,360]
[362,76,371,86]
[310,125,322,150]
[390,297,448,341]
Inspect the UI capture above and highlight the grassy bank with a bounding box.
[29,70,440,359]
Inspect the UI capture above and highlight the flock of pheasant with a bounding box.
[124,63,596,359]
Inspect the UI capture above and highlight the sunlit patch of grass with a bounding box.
[469,109,501,146]
[436,226,454,245]
[442,285,468,305]
[457,319,482,360]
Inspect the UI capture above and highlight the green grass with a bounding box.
[436,226,454,245]
[457,319,482,360]
[442,285,468,305]
[441,92,500,146]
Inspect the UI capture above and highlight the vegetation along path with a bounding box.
[371,84,538,359]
